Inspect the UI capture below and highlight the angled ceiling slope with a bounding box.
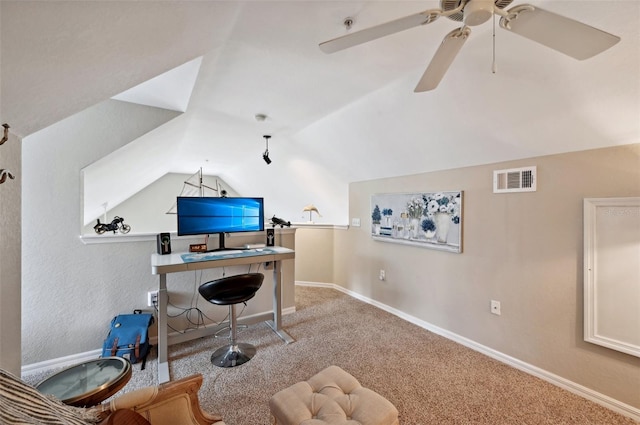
[111,57,203,112]
[1,1,234,137]
[84,58,204,225]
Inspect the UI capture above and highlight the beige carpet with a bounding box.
[27,286,638,424]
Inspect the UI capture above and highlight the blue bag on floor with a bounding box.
[102,311,154,369]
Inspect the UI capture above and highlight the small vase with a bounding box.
[423,230,436,240]
[433,212,451,243]
[410,218,420,239]
[394,220,405,238]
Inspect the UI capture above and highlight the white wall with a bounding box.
[21,100,295,365]
[82,172,238,235]
[21,100,175,363]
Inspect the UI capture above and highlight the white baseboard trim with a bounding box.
[295,281,640,422]
[21,307,296,378]
[21,350,103,376]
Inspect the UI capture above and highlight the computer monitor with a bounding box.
[176,197,265,250]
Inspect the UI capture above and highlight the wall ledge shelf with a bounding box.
[79,224,349,245]
[80,228,298,245]
[290,223,348,230]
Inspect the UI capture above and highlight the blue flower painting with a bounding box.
[370,190,463,253]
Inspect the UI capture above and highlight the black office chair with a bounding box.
[198,273,264,368]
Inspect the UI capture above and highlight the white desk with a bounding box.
[151,246,295,383]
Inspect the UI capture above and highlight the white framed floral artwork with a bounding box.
[370,191,463,253]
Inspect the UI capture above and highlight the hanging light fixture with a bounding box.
[262,135,272,164]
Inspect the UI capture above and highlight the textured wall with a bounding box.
[0,130,21,374]
[336,144,640,408]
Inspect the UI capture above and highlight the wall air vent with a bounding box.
[493,166,536,193]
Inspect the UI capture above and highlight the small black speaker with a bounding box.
[266,228,275,247]
[157,233,171,255]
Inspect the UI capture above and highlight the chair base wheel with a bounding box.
[211,343,256,368]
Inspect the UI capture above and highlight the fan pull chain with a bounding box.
[492,13,497,74]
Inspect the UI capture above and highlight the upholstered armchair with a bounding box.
[0,368,225,425]
[92,374,225,425]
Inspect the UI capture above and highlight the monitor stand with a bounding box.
[206,233,236,252]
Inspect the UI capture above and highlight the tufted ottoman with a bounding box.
[269,365,399,425]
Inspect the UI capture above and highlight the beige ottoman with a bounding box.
[269,365,399,425]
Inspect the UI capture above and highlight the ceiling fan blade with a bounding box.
[414,27,471,93]
[319,9,441,54]
[499,5,620,60]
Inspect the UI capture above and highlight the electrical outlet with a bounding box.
[379,269,386,281]
[491,300,501,316]
[147,291,158,307]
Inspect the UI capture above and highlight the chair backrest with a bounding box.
[198,273,264,306]
[0,368,99,425]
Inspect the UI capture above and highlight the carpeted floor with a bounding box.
[26,286,637,424]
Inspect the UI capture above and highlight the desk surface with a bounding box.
[151,246,295,383]
[151,246,295,274]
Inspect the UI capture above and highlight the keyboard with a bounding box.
[182,250,243,262]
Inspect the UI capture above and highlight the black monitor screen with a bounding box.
[177,197,264,236]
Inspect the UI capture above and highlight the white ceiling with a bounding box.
[2,1,639,225]
[111,57,203,113]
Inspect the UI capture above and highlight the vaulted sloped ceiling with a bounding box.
[83,58,203,225]
[81,101,184,226]
[1,1,234,136]
[2,1,639,225]
[112,57,203,113]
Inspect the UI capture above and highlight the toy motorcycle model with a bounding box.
[94,216,131,234]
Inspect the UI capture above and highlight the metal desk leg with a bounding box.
[266,260,294,344]
[157,273,170,383]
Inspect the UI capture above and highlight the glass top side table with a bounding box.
[36,357,132,407]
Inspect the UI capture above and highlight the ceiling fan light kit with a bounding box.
[320,0,621,92]
[462,0,495,26]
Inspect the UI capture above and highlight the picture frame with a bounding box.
[370,191,463,253]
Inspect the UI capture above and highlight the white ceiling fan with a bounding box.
[319,0,620,92]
